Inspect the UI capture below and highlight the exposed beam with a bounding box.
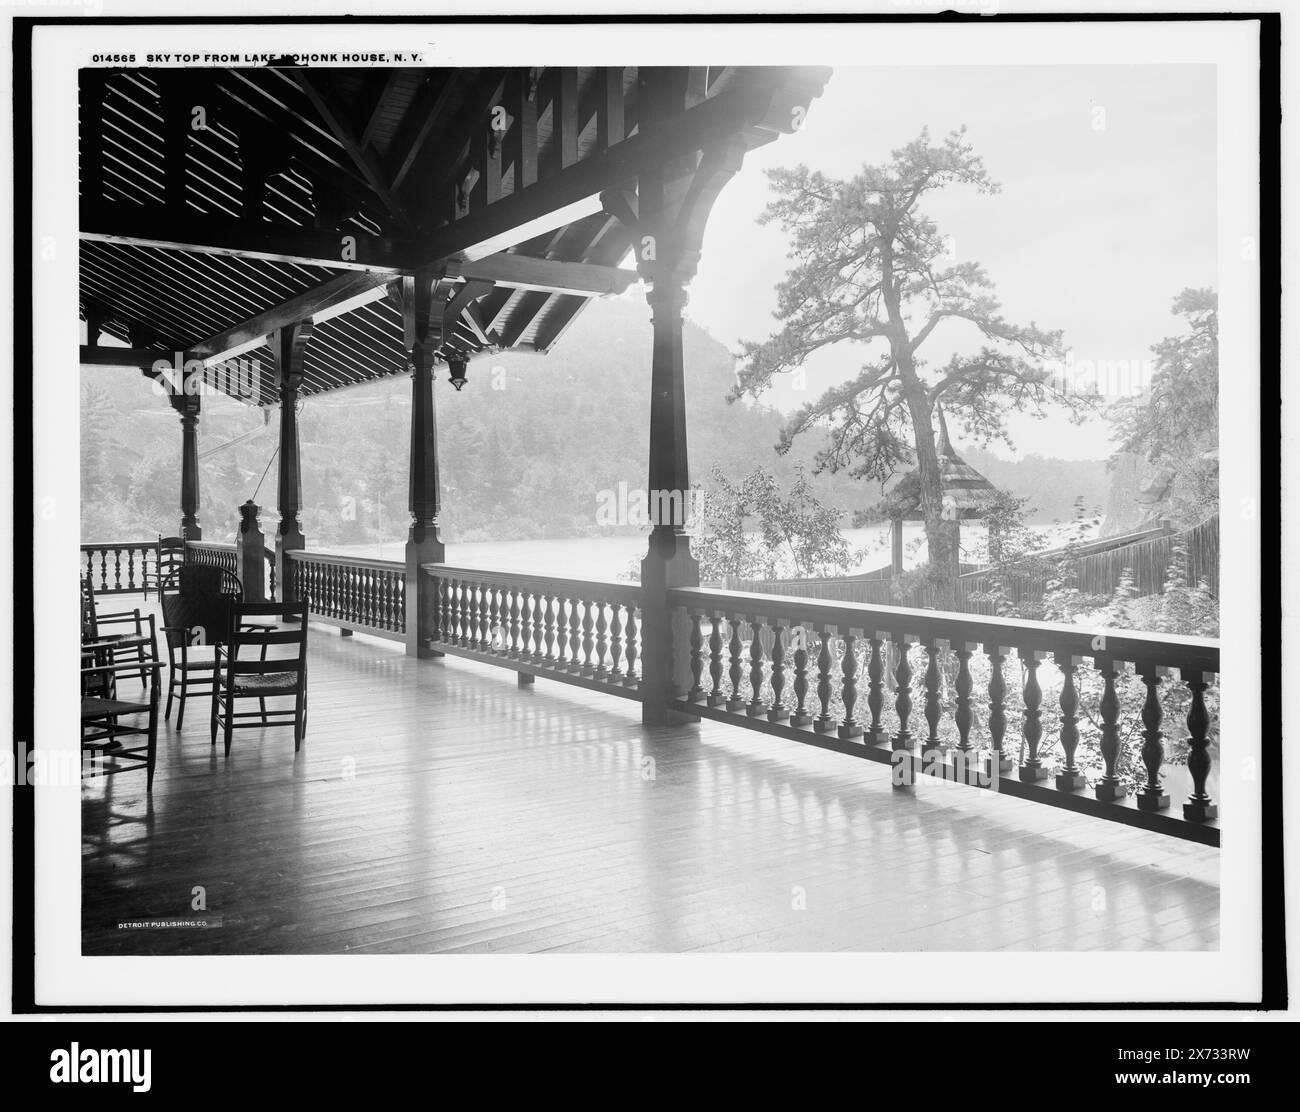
[80,346,169,369]
[459,302,493,346]
[390,73,461,195]
[292,71,414,231]
[410,69,830,268]
[80,214,409,273]
[361,69,405,149]
[187,271,394,363]
[460,253,636,297]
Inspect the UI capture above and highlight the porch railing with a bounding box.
[105,535,1218,845]
[287,551,405,641]
[81,540,156,594]
[421,565,643,701]
[185,540,277,600]
[667,587,1220,846]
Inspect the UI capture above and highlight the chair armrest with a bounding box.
[95,611,143,628]
[82,661,163,677]
[81,637,141,651]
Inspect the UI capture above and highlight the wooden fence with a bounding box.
[728,516,1218,614]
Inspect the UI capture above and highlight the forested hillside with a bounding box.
[80,296,1108,544]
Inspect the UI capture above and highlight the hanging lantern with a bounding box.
[447,358,468,391]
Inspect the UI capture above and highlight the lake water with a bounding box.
[316,521,1090,581]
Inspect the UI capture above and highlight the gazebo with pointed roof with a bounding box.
[883,406,999,575]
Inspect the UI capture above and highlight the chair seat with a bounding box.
[82,695,152,719]
[232,672,299,694]
[175,650,218,671]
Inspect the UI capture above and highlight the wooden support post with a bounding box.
[397,272,446,658]
[236,499,266,602]
[629,70,748,726]
[272,322,313,604]
[170,391,202,541]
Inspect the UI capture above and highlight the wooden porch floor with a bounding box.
[82,601,1219,955]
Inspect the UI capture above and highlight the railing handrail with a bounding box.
[670,585,1219,674]
[289,550,404,573]
[80,539,158,549]
[186,540,237,552]
[424,563,644,605]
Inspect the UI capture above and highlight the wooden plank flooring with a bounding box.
[82,602,1219,954]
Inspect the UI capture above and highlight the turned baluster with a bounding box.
[768,623,790,722]
[746,617,767,716]
[581,599,596,674]
[508,589,522,657]
[839,632,864,740]
[543,595,558,662]
[532,592,547,660]
[923,640,943,758]
[126,547,135,592]
[789,626,811,726]
[605,604,621,679]
[519,591,534,658]
[595,603,611,676]
[706,612,726,706]
[813,627,835,733]
[985,645,1013,778]
[953,643,976,776]
[687,610,706,701]
[1095,659,1126,802]
[1019,650,1050,782]
[885,636,915,789]
[1055,652,1088,790]
[1136,666,1171,811]
[113,547,122,591]
[463,580,475,645]
[490,585,504,652]
[1182,671,1217,821]
[433,577,447,644]
[478,584,491,648]
[623,607,638,684]
[866,635,885,742]
[563,597,579,670]
[725,617,747,712]
[890,636,913,753]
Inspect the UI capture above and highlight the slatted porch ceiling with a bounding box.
[78,65,799,405]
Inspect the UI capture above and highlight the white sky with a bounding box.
[684,64,1217,461]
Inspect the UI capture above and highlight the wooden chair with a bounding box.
[144,535,186,601]
[82,614,163,792]
[211,601,309,756]
[80,575,148,687]
[159,566,243,731]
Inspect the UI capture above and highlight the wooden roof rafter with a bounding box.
[79,64,831,404]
